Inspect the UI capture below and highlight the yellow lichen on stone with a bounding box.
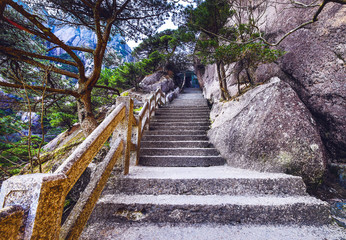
[115,209,147,221]
[275,151,293,170]
[0,206,24,240]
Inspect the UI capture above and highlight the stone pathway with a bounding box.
[81,88,345,239]
[139,88,224,167]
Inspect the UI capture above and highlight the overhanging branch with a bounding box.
[7,1,86,81]
[48,45,94,54]
[0,81,81,98]
[94,85,120,95]
[13,55,79,79]
[0,45,79,67]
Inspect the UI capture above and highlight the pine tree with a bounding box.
[0,0,180,135]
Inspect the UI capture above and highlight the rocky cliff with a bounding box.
[263,2,346,163]
[195,2,345,183]
[208,78,326,184]
[50,25,133,61]
[140,71,176,94]
[48,25,133,74]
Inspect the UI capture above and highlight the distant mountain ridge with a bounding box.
[13,0,133,68]
[49,25,133,64]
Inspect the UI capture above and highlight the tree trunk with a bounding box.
[219,61,229,99]
[236,71,241,95]
[245,68,253,86]
[216,61,230,100]
[234,60,244,95]
[216,62,224,100]
[77,89,98,136]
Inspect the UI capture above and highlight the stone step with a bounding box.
[168,99,208,107]
[155,109,210,113]
[149,125,210,131]
[155,111,210,115]
[82,89,336,238]
[140,141,212,148]
[151,119,209,123]
[177,96,205,100]
[159,107,210,111]
[182,88,202,91]
[152,116,209,121]
[158,110,209,113]
[88,194,330,225]
[143,130,206,136]
[153,116,209,120]
[155,109,209,112]
[104,166,307,196]
[149,122,210,127]
[175,98,206,100]
[140,148,219,156]
[81,222,346,240]
[153,114,209,118]
[141,135,209,141]
[139,156,225,167]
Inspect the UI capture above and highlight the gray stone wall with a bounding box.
[208,78,326,184]
[195,2,345,174]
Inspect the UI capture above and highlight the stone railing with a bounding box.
[0,88,167,239]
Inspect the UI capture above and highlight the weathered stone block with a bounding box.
[0,173,67,239]
[0,205,24,239]
[208,78,326,184]
[140,71,175,94]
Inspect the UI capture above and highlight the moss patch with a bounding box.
[20,131,85,174]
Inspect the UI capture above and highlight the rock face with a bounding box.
[47,24,133,75]
[20,112,41,133]
[51,26,133,62]
[196,2,345,166]
[0,91,18,110]
[139,71,175,94]
[208,78,326,184]
[194,60,248,102]
[166,87,180,102]
[264,3,346,162]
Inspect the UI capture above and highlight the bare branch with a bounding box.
[17,56,79,79]
[313,0,328,21]
[48,45,94,54]
[0,81,81,98]
[0,165,11,176]
[258,20,314,46]
[259,0,346,46]
[94,85,120,95]
[0,46,78,67]
[45,95,65,109]
[7,1,86,81]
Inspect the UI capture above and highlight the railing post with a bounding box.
[152,93,156,117]
[136,115,142,165]
[146,98,151,130]
[158,90,165,106]
[0,101,131,240]
[59,139,124,240]
[113,96,133,175]
[0,173,67,239]
[0,206,24,239]
[156,89,160,108]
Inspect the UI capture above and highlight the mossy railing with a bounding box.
[0,88,166,239]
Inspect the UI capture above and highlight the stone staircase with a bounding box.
[139,88,224,167]
[81,88,343,239]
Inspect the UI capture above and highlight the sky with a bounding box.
[127,18,178,49]
[127,0,194,50]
